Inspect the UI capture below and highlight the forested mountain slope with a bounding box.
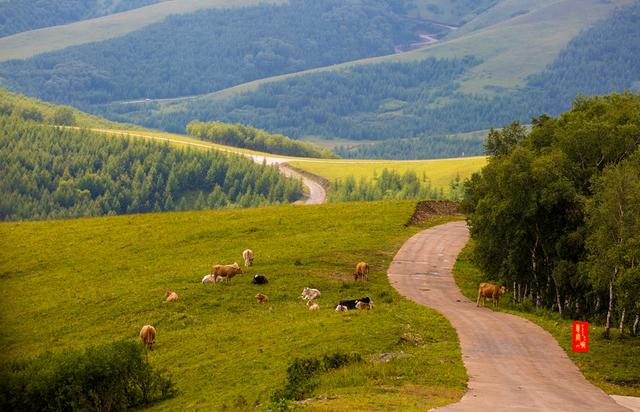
[0,0,286,61]
[0,0,166,37]
[113,0,638,159]
[0,115,303,221]
[0,0,430,105]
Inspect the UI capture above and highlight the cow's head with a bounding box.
[499,286,507,295]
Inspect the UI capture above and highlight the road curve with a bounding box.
[388,221,630,412]
[88,128,327,204]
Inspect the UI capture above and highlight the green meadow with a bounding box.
[289,157,487,195]
[453,241,640,397]
[0,201,467,410]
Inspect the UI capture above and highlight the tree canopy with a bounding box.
[463,92,640,335]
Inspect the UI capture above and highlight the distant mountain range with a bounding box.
[1,0,638,159]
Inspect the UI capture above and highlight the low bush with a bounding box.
[0,340,174,411]
[271,351,362,402]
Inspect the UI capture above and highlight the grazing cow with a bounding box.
[355,301,372,310]
[339,296,371,310]
[252,274,268,285]
[354,262,369,282]
[202,274,216,284]
[335,304,348,312]
[300,287,321,301]
[139,325,156,350]
[307,300,320,311]
[476,283,507,307]
[165,290,178,302]
[255,293,269,303]
[242,249,254,267]
[212,262,243,283]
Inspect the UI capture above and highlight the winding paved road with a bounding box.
[388,221,631,412]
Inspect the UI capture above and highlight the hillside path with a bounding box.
[89,129,327,204]
[387,221,631,412]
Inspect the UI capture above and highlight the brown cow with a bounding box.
[139,325,156,350]
[255,293,269,303]
[212,262,243,283]
[165,290,178,302]
[354,262,369,282]
[476,283,507,307]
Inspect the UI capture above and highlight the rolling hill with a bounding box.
[94,0,637,159]
[0,201,467,410]
[0,0,286,61]
[0,0,168,38]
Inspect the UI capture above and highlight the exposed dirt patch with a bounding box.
[405,200,462,226]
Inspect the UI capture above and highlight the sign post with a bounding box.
[572,321,589,352]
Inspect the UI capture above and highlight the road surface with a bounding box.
[387,221,631,412]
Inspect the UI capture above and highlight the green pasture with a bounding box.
[453,241,640,397]
[0,201,467,410]
[289,156,487,195]
[0,0,287,62]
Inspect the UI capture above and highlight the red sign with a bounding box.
[572,321,589,352]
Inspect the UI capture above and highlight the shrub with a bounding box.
[0,340,174,411]
[271,351,362,402]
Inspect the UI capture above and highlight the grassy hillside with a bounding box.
[0,88,138,129]
[130,0,628,106]
[0,202,467,410]
[0,0,167,37]
[0,0,286,62]
[0,0,425,105]
[104,0,632,155]
[289,156,487,196]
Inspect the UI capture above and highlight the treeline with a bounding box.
[0,0,162,37]
[335,134,484,159]
[187,120,338,159]
[0,115,304,221]
[463,93,640,336]
[118,2,640,159]
[0,0,424,105]
[328,169,463,202]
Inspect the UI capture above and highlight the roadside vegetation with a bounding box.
[187,120,338,159]
[462,92,640,336]
[0,201,467,410]
[453,241,640,396]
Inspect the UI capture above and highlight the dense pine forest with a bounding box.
[463,92,640,336]
[115,2,640,159]
[0,115,304,221]
[0,0,163,37]
[187,121,338,159]
[0,0,427,105]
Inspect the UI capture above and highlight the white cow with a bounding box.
[242,249,254,267]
